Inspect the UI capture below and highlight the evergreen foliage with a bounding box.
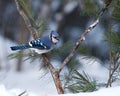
[104,0,120,87]
[64,70,105,93]
[34,17,49,37]
[20,0,34,21]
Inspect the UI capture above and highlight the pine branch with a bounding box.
[58,0,113,73]
[58,19,99,72]
[14,0,64,94]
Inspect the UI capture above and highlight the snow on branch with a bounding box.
[58,18,99,73]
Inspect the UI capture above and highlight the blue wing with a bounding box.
[30,36,51,50]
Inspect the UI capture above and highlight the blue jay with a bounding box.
[10,30,60,54]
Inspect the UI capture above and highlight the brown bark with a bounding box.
[14,0,64,94]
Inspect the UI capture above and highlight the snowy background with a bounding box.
[0,0,120,96]
[0,35,120,96]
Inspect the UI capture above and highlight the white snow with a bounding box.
[0,84,37,96]
[0,84,120,96]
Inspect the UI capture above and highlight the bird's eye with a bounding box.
[54,36,59,40]
[52,36,56,38]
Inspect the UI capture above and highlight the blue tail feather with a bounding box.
[10,43,30,51]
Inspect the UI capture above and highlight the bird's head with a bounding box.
[50,30,60,44]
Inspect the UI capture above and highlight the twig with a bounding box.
[99,0,113,17]
[18,90,26,96]
[108,51,112,87]
[106,61,120,87]
[106,52,120,87]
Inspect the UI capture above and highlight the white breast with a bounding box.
[31,48,53,54]
[35,49,51,54]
